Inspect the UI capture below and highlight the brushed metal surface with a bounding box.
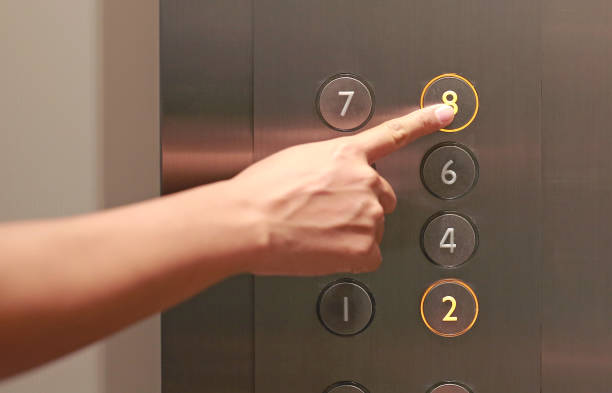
[160,0,253,194]
[542,0,612,391]
[160,1,254,393]
[254,1,540,393]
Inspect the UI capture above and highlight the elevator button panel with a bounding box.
[325,382,369,393]
[420,74,479,132]
[421,143,478,200]
[317,75,374,132]
[317,279,374,336]
[429,383,472,393]
[421,279,479,338]
[422,212,478,268]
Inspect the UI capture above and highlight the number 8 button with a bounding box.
[421,143,478,200]
[420,74,479,133]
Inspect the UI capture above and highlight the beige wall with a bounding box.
[0,1,160,392]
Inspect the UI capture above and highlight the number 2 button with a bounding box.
[421,143,478,200]
[421,279,479,338]
[317,74,374,132]
[421,212,478,268]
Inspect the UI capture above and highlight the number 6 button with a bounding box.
[421,212,478,268]
[317,74,374,132]
[421,279,479,338]
[421,143,478,200]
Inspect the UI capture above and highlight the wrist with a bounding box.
[172,179,270,276]
[214,179,271,274]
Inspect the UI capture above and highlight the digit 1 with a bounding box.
[343,296,349,322]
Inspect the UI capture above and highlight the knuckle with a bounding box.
[369,252,382,270]
[331,141,360,160]
[352,237,376,257]
[417,111,437,131]
[370,203,385,220]
[365,170,381,187]
[384,120,405,146]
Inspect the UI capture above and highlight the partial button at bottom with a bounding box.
[429,383,472,393]
[325,382,369,393]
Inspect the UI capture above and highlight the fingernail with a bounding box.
[435,105,455,125]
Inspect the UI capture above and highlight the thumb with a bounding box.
[351,104,455,163]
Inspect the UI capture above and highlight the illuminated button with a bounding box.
[317,279,374,336]
[325,382,369,393]
[420,74,479,132]
[429,383,472,393]
[421,143,478,200]
[317,75,374,132]
[421,279,479,338]
[421,212,478,268]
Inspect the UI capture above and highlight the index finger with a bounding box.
[351,104,455,163]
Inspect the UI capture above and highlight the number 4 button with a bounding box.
[421,212,478,268]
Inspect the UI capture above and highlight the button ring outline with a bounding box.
[420,278,479,338]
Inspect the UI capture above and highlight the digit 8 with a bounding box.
[442,90,459,114]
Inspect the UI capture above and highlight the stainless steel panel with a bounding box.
[160,0,253,194]
[542,1,612,391]
[160,1,612,392]
[160,1,254,392]
[254,2,540,393]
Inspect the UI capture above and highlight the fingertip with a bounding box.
[432,104,455,128]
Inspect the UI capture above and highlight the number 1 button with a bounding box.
[317,74,374,132]
[317,279,375,336]
[421,279,479,338]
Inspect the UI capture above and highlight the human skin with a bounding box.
[0,104,454,379]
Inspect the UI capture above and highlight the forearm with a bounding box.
[0,180,261,378]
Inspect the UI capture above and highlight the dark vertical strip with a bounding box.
[160,0,255,392]
[541,1,612,391]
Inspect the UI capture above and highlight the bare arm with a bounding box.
[0,105,454,379]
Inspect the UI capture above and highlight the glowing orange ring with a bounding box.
[420,278,479,338]
[420,73,479,133]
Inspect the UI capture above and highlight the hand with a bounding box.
[231,104,455,276]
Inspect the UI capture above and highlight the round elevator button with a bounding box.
[421,143,478,200]
[325,382,369,393]
[420,74,479,132]
[429,383,472,393]
[317,75,374,132]
[421,212,478,268]
[317,279,374,336]
[421,279,479,338]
